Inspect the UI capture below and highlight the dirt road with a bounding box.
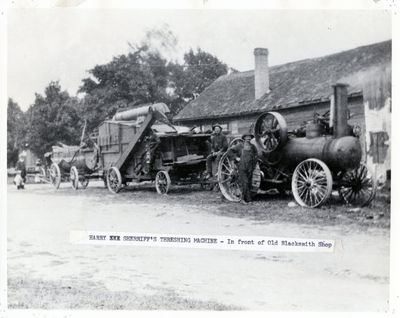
[7,182,390,310]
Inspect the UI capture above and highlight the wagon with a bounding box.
[98,104,213,194]
[46,141,101,190]
[218,83,377,208]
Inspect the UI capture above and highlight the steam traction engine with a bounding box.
[218,83,377,208]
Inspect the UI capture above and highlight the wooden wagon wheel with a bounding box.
[339,164,377,207]
[38,167,46,183]
[155,170,171,195]
[255,112,288,153]
[107,167,122,194]
[80,178,89,189]
[70,166,79,190]
[291,158,333,208]
[49,163,61,189]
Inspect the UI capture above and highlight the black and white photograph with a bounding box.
[1,0,398,316]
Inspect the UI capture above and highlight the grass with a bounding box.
[8,276,242,310]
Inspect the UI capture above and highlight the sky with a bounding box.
[7,8,392,111]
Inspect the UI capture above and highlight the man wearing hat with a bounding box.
[206,124,228,179]
[227,132,258,203]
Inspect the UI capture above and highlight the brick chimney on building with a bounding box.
[254,48,270,99]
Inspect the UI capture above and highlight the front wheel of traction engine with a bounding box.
[107,167,122,194]
[291,158,333,208]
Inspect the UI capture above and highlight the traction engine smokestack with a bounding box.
[333,83,349,138]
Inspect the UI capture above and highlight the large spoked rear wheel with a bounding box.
[218,153,261,202]
[107,167,122,194]
[292,158,333,208]
[218,152,241,202]
[155,170,171,195]
[49,163,61,189]
[339,164,377,207]
[70,166,79,190]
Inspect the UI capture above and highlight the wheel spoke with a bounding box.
[220,177,232,184]
[297,167,308,181]
[292,159,332,207]
[339,164,376,206]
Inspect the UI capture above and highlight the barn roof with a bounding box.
[174,40,391,121]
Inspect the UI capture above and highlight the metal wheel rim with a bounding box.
[107,167,122,194]
[339,164,377,207]
[49,163,61,189]
[218,152,241,202]
[156,171,171,195]
[292,158,333,208]
[70,166,79,190]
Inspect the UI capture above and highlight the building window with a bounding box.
[230,120,239,134]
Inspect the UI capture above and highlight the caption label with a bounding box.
[70,231,335,253]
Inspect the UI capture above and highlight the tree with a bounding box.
[178,48,229,99]
[79,40,231,129]
[7,98,26,167]
[26,81,82,157]
[167,48,230,115]
[79,45,173,131]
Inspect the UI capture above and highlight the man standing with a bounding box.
[228,133,258,203]
[206,124,228,179]
[15,153,27,189]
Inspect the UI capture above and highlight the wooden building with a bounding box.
[174,40,391,183]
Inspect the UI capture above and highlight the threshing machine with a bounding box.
[99,103,212,194]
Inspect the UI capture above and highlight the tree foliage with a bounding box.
[79,43,230,130]
[79,45,173,131]
[7,98,26,166]
[8,29,232,160]
[176,48,229,100]
[25,81,82,157]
